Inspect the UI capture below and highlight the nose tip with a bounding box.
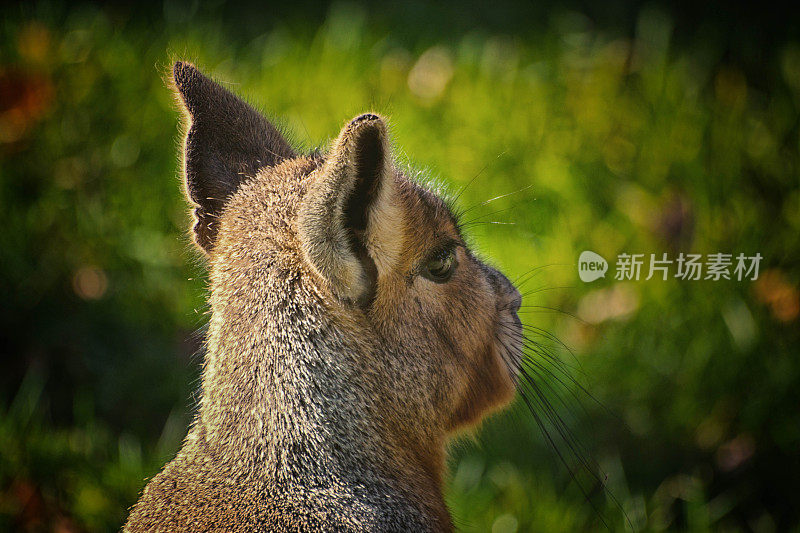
[482,264,522,313]
[509,289,522,313]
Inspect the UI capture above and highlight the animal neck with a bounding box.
[192,267,452,530]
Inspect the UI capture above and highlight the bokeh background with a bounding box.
[2,1,799,531]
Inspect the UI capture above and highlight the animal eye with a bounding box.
[422,249,457,283]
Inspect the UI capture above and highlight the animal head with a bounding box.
[172,61,522,441]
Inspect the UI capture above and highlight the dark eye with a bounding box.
[422,248,457,283]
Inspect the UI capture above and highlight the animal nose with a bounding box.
[483,264,522,313]
[496,274,522,313]
[508,289,522,313]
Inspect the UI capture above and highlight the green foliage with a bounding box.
[1,3,798,531]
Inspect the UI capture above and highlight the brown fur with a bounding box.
[124,62,522,532]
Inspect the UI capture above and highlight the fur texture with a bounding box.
[124,62,523,532]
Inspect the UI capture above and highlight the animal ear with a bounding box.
[171,61,296,252]
[299,113,402,306]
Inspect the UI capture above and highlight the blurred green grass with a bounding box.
[1,2,799,531]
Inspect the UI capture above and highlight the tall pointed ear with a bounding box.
[171,61,296,252]
[298,114,403,306]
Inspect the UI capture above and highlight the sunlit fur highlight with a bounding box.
[125,63,524,532]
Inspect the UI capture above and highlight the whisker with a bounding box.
[458,220,517,229]
[457,184,533,219]
[451,151,508,207]
[513,263,572,288]
[517,305,586,323]
[519,285,575,298]
[457,196,533,229]
[520,324,581,368]
[494,321,633,529]
[514,374,611,529]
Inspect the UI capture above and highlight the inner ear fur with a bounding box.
[298,113,401,306]
[171,61,296,252]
